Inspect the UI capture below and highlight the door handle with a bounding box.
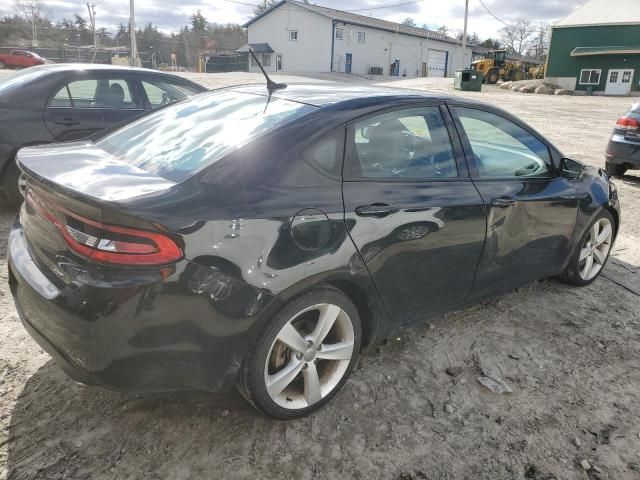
[54,118,80,126]
[491,197,516,207]
[355,204,399,217]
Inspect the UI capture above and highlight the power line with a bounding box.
[476,0,511,27]
[222,0,426,13]
[343,0,425,12]
[221,0,259,7]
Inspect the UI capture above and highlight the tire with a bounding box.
[0,61,5,69]
[237,286,362,419]
[2,159,25,208]
[558,210,615,287]
[512,70,524,82]
[486,70,499,84]
[605,162,627,177]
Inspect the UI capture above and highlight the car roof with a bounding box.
[230,83,463,108]
[28,63,190,77]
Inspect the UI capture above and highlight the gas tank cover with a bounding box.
[290,208,331,251]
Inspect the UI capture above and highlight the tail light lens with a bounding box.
[26,192,183,266]
[615,116,640,131]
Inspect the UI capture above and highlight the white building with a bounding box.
[240,0,474,78]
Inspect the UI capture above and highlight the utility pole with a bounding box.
[31,16,38,48]
[129,0,138,66]
[461,0,469,70]
[87,3,97,62]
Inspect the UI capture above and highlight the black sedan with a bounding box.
[8,84,620,419]
[0,63,206,205]
[606,103,640,176]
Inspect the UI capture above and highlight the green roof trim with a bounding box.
[571,46,640,56]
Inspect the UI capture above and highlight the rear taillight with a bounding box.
[615,116,640,131]
[26,192,183,266]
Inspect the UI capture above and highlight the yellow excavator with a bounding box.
[529,63,546,80]
[471,49,525,84]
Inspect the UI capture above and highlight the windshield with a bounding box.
[0,68,48,95]
[98,90,316,182]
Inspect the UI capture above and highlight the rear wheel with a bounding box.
[2,159,25,207]
[486,69,499,84]
[237,287,361,419]
[558,210,615,286]
[605,162,627,177]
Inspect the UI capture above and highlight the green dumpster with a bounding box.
[454,69,483,92]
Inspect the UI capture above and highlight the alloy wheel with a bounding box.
[264,303,355,410]
[578,217,613,281]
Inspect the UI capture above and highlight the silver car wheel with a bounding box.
[578,217,613,281]
[264,303,355,410]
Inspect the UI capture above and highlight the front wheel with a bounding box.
[605,162,627,177]
[486,70,499,84]
[237,287,361,419]
[558,210,615,286]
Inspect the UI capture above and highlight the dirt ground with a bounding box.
[1,71,640,480]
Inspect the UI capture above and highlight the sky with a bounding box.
[7,0,584,39]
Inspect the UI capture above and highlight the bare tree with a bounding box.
[14,0,49,46]
[252,0,277,18]
[437,25,450,36]
[529,23,550,60]
[499,18,535,56]
[401,17,416,27]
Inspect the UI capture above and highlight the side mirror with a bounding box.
[560,157,586,180]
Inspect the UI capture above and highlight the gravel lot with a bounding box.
[1,70,640,480]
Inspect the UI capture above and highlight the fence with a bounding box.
[0,46,154,68]
[206,54,248,73]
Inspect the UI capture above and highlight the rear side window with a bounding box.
[141,79,201,109]
[303,130,344,177]
[48,79,138,109]
[97,90,317,182]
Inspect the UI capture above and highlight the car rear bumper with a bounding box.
[606,136,640,168]
[8,219,280,393]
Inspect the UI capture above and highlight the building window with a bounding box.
[289,30,298,41]
[357,32,365,44]
[335,27,344,40]
[579,69,601,85]
[622,71,632,83]
[262,54,271,66]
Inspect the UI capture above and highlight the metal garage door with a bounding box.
[427,49,447,77]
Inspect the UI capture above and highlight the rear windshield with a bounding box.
[630,103,640,114]
[0,68,48,95]
[97,90,317,182]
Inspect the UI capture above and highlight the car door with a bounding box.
[342,105,486,323]
[450,105,579,298]
[43,73,146,142]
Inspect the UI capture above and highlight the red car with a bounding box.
[0,50,46,69]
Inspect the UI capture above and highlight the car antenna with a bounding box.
[249,48,287,94]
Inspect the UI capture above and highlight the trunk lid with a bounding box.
[16,143,180,288]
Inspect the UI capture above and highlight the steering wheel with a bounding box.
[160,92,172,106]
[514,161,545,177]
[373,130,418,176]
